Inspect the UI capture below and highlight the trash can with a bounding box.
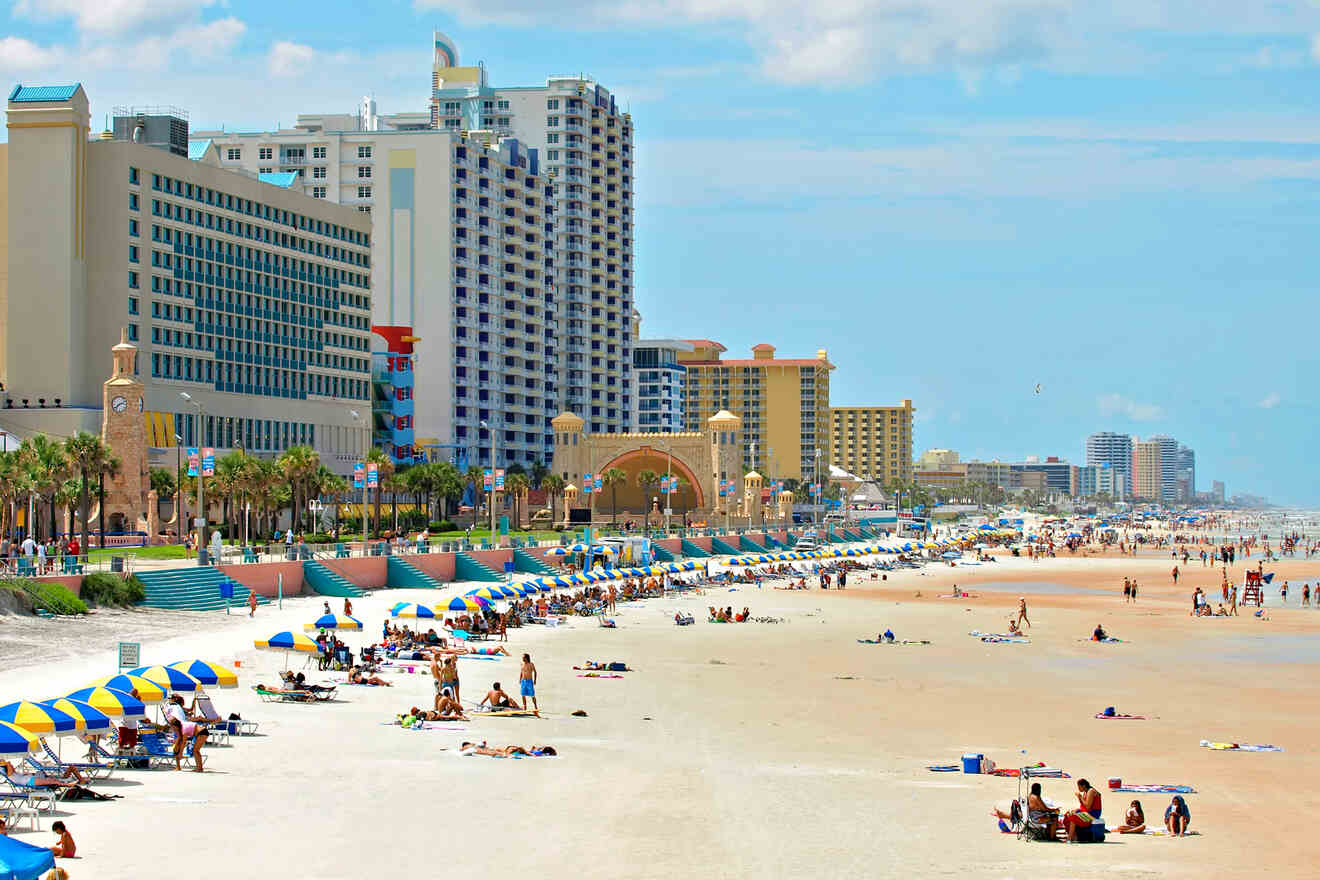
[196,549,209,566]
[110,556,124,573]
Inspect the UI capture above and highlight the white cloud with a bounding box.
[1258,391,1282,409]
[14,0,219,37]
[268,41,319,76]
[1097,392,1164,421]
[417,0,1320,84]
[0,36,66,74]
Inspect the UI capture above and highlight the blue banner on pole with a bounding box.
[353,463,365,489]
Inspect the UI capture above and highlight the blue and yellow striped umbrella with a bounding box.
[127,665,204,694]
[63,686,147,719]
[38,699,112,733]
[447,596,479,612]
[392,603,438,620]
[0,700,78,735]
[169,660,239,689]
[304,613,364,632]
[0,720,39,756]
[254,632,322,654]
[89,674,167,703]
[468,587,506,602]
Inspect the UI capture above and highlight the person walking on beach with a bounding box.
[1280,582,1288,604]
[441,656,460,703]
[1016,597,1031,629]
[1229,583,1238,615]
[247,589,258,617]
[1171,565,1179,585]
[519,653,539,716]
[1122,578,1131,603]
[343,597,353,617]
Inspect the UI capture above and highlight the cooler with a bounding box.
[962,753,984,774]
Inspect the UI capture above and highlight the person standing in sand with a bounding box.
[1015,597,1030,629]
[1229,583,1238,615]
[520,653,539,716]
[430,654,445,712]
[247,589,258,617]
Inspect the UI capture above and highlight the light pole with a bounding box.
[350,409,368,549]
[173,432,183,544]
[308,499,325,535]
[814,447,822,531]
[179,393,205,556]
[243,501,251,549]
[480,419,496,545]
[663,436,672,535]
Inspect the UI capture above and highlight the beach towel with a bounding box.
[1080,637,1125,643]
[456,654,500,661]
[858,639,931,645]
[1201,740,1283,752]
[1113,784,1196,794]
[927,764,960,772]
[576,673,625,679]
[971,632,1030,643]
[1142,828,1200,836]
[1095,713,1146,720]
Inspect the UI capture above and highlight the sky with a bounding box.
[3,0,1318,505]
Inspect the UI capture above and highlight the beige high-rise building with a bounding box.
[1132,440,1163,501]
[830,401,915,484]
[916,447,959,471]
[678,341,832,482]
[1,85,373,472]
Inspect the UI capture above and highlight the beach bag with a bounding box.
[607,662,628,672]
[1102,707,1116,717]
[64,785,120,801]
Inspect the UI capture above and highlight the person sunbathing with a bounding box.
[468,645,510,656]
[459,741,557,757]
[411,694,468,720]
[1007,618,1023,636]
[734,607,750,622]
[479,683,520,710]
[1111,800,1146,833]
[583,661,631,671]
[674,612,695,625]
[0,760,83,788]
[348,667,392,686]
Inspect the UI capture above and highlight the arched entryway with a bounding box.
[595,447,705,516]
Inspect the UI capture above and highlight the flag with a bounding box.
[495,469,505,490]
[483,469,493,490]
[353,463,365,489]
[366,463,379,489]
[201,447,215,477]
[187,447,199,478]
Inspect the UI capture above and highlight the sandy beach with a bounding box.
[2,547,1318,879]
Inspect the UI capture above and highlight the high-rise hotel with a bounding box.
[1,85,373,472]
[197,33,635,469]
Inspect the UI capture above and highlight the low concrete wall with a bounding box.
[655,538,682,556]
[33,574,83,596]
[687,536,713,553]
[220,562,305,597]
[409,553,457,582]
[323,556,388,589]
[467,548,513,573]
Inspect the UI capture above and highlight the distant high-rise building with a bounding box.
[916,448,960,471]
[830,400,915,485]
[1086,431,1132,499]
[1212,480,1226,503]
[1176,444,1196,502]
[1148,434,1179,502]
[1132,440,1163,501]
[632,338,691,432]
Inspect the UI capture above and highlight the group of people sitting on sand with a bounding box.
[708,606,750,623]
[994,779,1192,840]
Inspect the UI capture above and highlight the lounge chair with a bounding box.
[86,740,152,770]
[252,685,318,703]
[188,696,231,745]
[31,739,115,780]
[0,797,41,831]
[138,733,189,768]
[1,773,67,814]
[195,694,258,737]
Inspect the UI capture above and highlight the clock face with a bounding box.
[111,396,128,413]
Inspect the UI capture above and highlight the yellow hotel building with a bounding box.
[829,401,915,485]
[678,341,832,482]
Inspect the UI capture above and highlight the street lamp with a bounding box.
[814,447,822,531]
[179,392,205,556]
[663,436,672,535]
[173,432,183,545]
[350,409,368,549]
[480,420,496,545]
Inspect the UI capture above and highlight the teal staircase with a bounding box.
[858,527,876,539]
[513,549,556,576]
[710,536,740,555]
[303,561,365,597]
[136,566,267,612]
[386,556,444,589]
[739,535,765,552]
[652,544,677,562]
[783,533,798,547]
[455,552,503,583]
[763,534,785,549]
[680,539,710,558]
[842,529,863,542]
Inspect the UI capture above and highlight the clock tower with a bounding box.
[101,329,149,534]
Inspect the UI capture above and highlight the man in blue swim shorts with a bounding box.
[520,652,539,716]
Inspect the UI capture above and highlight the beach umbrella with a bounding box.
[468,586,506,602]
[566,543,589,553]
[0,833,56,880]
[392,603,438,620]
[38,699,111,733]
[494,585,520,599]
[0,700,79,736]
[446,596,480,612]
[546,546,569,557]
[168,660,239,689]
[89,674,167,703]
[590,544,616,556]
[0,720,41,756]
[63,686,147,719]
[127,665,204,694]
[303,614,364,632]
[253,632,322,654]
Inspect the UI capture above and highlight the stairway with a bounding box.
[763,534,785,549]
[136,566,267,612]
[710,536,741,556]
[679,539,710,558]
[739,535,765,552]
[455,552,503,583]
[841,529,863,542]
[303,561,365,597]
[783,533,798,547]
[513,548,556,576]
[651,543,677,562]
[386,556,444,589]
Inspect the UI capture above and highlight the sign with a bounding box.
[583,472,593,494]
[504,561,515,573]
[192,517,206,527]
[483,468,493,490]
[186,447,199,477]
[218,580,235,599]
[664,508,673,516]
[495,468,505,490]
[201,447,215,477]
[366,463,379,488]
[353,463,365,489]
[593,476,602,492]
[117,641,140,670]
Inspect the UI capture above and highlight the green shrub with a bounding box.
[80,572,145,607]
[428,521,457,533]
[303,533,336,544]
[3,578,88,615]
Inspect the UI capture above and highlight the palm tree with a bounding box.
[0,450,21,538]
[540,473,565,522]
[529,460,549,490]
[600,467,626,526]
[464,465,486,525]
[403,463,436,523]
[383,469,408,534]
[318,471,350,536]
[21,434,69,541]
[669,477,690,520]
[433,461,463,523]
[277,445,321,534]
[65,432,114,554]
[504,472,530,529]
[213,451,249,541]
[149,467,176,524]
[55,478,80,538]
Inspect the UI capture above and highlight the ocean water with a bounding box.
[1216,634,1320,665]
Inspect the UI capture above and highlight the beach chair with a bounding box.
[0,797,41,832]
[190,696,231,745]
[87,740,151,770]
[33,738,115,780]
[252,685,317,703]
[1,773,67,814]
[242,546,259,563]
[138,733,188,768]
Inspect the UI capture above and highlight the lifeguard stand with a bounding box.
[1242,570,1265,606]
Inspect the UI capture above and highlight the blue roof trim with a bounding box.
[258,171,300,188]
[187,139,213,160]
[8,83,82,103]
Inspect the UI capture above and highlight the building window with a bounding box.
[444,118,460,129]
[357,186,372,199]
[358,166,372,179]
[128,324,138,341]
[226,148,241,160]
[259,167,273,174]
[547,99,559,109]
[498,118,510,127]
[128,245,139,263]
[258,147,273,160]
[128,296,139,315]
[128,167,139,185]
[357,145,372,159]
[498,99,510,110]
[128,271,139,289]
[313,146,326,159]
[129,193,139,211]
[546,150,559,160]
[129,219,139,237]
[312,166,326,179]
[547,133,559,144]
[312,186,326,199]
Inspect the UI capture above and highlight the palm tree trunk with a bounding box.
[79,472,90,553]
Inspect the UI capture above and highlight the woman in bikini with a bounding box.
[1111,800,1146,833]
